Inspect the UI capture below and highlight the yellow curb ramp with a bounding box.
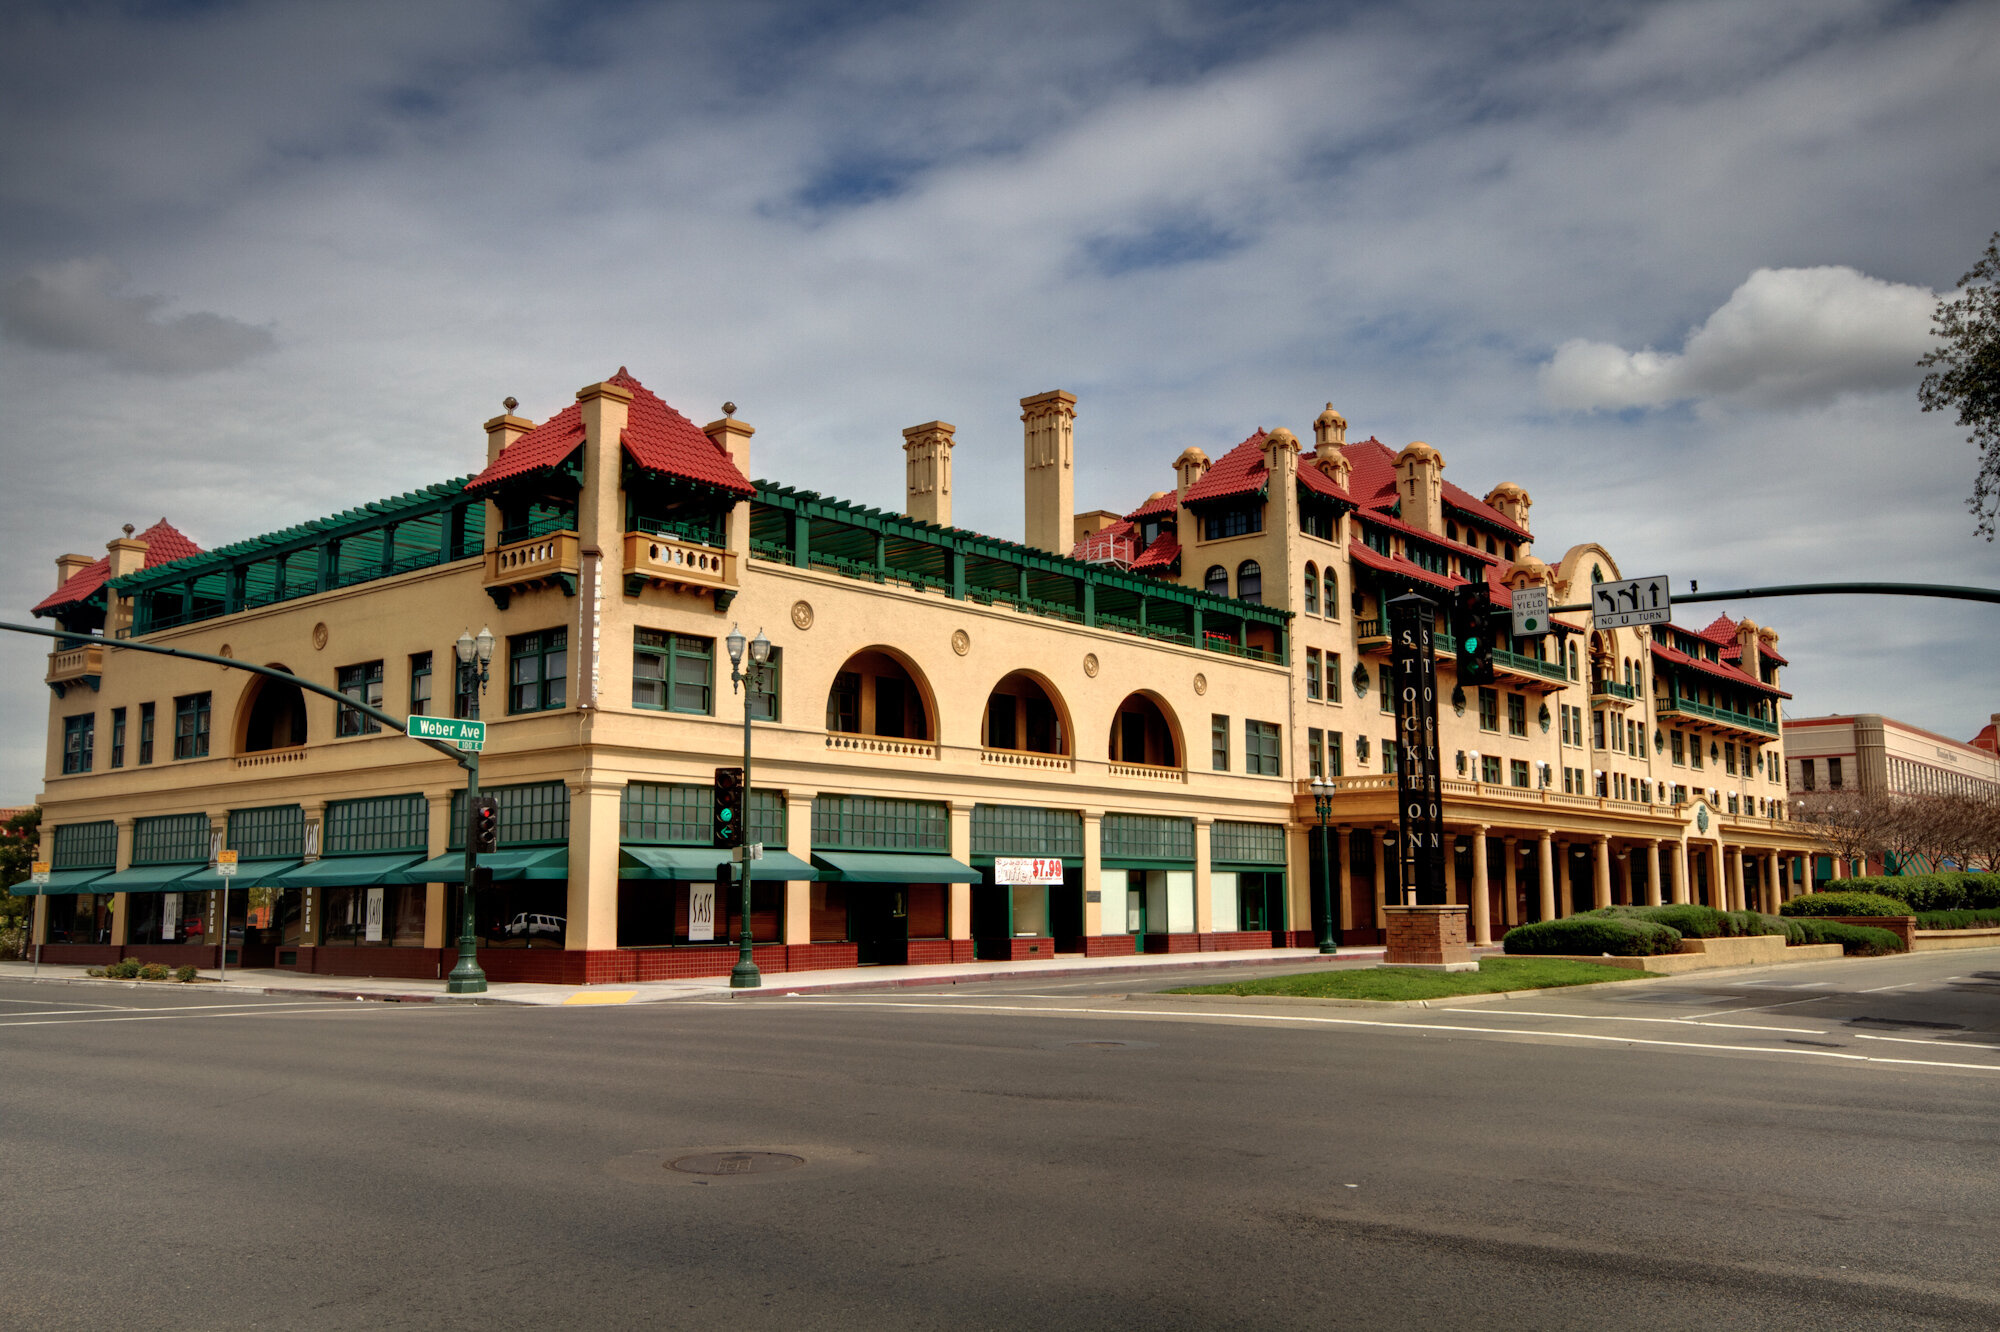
[563,990,638,1005]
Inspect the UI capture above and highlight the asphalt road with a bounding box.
[3,949,1998,1331]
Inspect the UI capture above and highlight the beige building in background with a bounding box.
[23,368,1822,983]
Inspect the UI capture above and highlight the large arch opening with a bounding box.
[236,666,308,753]
[1107,691,1181,768]
[983,671,1069,755]
[825,648,935,741]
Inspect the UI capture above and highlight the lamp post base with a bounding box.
[445,938,487,994]
[1318,939,1340,955]
[728,959,762,989]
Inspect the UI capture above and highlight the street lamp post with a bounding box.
[446,625,494,995]
[1309,777,1338,954]
[725,624,772,990]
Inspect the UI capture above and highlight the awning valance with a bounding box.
[93,863,206,892]
[17,868,111,896]
[402,847,571,882]
[621,846,819,882]
[272,853,426,888]
[810,851,982,884]
[177,858,303,890]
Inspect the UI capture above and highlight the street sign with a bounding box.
[730,842,765,863]
[1511,585,1549,637]
[406,715,486,751]
[1590,574,1671,629]
[31,860,49,887]
[215,850,238,877]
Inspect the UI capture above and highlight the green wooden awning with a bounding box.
[401,847,571,882]
[272,853,427,888]
[809,851,982,883]
[177,858,304,890]
[621,846,818,882]
[16,869,110,896]
[93,863,208,892]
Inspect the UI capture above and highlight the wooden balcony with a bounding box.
[484,531,579,610]
[622,532,737,609]
[46,642,105,698]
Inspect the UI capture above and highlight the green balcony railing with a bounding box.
[1659,696,1778,736]
[1591,679,1638,700]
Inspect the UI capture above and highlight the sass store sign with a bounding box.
[687,882,716,942]
[994,858,1065,885]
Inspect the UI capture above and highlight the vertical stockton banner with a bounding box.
[1389,593,1446,905]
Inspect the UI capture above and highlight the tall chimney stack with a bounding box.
[902,421,956,527]
[1020,390,1076,555]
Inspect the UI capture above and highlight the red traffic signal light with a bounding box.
[471,795,500,854]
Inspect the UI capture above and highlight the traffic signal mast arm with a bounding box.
[1548,581,2000,613]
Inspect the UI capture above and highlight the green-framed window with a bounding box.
[509,628,567,714]
[228,805,305,859]
[633,630,712,714]
[621,782,785,846]
[62,714,93,774]
[1481,754,1502,784]
[1101,814,1195,863]
[1378,664,1392,712]
[1478,687,1499,732]
[1245,719,1281,776]
[1328,731,1344,777]
[1305,649,1321,700]
[138,701,155,764]
[747,647,782,722]
[971,805,1083,860]
[1213,820,1285,867]
[337,660,384,736]
[325,794,427,854]
[52,820,116,870]
[409,651,433,715]
[1307,727,1324,779]
[1326,651,1341,701]
[811,794,947,852]
[450,781,572,849]
[1507,693,1527,737]
[1511,758,1530,788]
[109,707,126,768]
[134,813,209,865]
[1211,714,1229,771]
[173,692,210,759]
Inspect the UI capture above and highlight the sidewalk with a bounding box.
[0,945,1394,1007]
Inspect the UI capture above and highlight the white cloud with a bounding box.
[0,258,275,375]
[1540,265,1936,410]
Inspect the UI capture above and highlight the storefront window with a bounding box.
[319,884,426,947]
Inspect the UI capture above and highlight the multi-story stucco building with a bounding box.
[21,370,1821,983]
[1783,710,2000,879]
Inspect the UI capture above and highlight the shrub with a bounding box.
[105,958,142,979]
[1503,917,1682,957]
[1913,909,2000,931]
[1809,921,1905,956]
[137,963,169,981]
[1584,904,1727,937]
[1719,910,1790,937]
[174,965,199,983]
[85,966,108,977]
[1779,891,1910,918]
[1839,872,2000,913]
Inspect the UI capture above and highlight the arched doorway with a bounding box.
[825,649,935,742]
[237,667,308,752]
[983,671,1068,756]
[1107,692,1180,768]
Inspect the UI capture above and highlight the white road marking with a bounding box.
[1448,1008,1830,1034]
[0,1000,352,1019]
[0,1004,458,1029]
[1851,1033,2000,1052]
[785,999,2000,1074]
[1859,983,1916,993]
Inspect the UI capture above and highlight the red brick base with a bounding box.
[1081,935,1138,957]
[1828,915,1916,950]
[987,936,1057,959]
[1199,931,1280,952]
[36,944,125,966]
[1383,905,1472,966]
[905,938,976,965]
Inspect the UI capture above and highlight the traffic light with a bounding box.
[1453,581,1496,685]
[712,767,745,849]
[470,794,500,854]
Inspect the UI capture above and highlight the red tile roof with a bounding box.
[1651,638,1790,698]
[32,520,202,615]
[469,369,753,498]
[1699,612,1790,667]
[1181,432,1270,505]
[1070,519,1181,572]
[1338,437,1529,540]
[1132,529,1181,571]
[1125,490,1179,521]
[1972,722,1996,755]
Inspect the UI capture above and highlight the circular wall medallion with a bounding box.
[790,600,814,631]
[311,622,329,651]
[1083,653,1099,678]
[951,629,970,657]
[1192,673,1207,696]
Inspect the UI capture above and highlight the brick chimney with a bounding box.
[902,421,956,527]
[1020,390,1076,555]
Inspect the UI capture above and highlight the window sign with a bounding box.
[994,857,1065,885]
[688,882,716,942]
[364,888,384,943]
[162,892,181,941]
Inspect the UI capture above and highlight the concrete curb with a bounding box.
[0,973,533,1006]
[715,948,1397,999]
[1144,976,1659,1010]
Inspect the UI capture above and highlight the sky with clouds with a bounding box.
[1,0,1996,799]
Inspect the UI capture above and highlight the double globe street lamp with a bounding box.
[446,625,495,995]
[1308,776,1339,955]
[725,624,773,989]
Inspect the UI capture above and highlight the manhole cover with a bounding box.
[668,1151,805,1177]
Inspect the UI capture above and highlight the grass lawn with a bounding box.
[1165,956,1648,1002]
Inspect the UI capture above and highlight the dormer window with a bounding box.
[1201,505,1263,540]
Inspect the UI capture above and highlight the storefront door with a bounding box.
[852,887,909,965]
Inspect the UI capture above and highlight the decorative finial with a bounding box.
[503,396,518,413]
[122,523,134,537]
[722,401,737,417]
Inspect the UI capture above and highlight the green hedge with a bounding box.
[1503,917,1683,957]
[1582,904,1789,939]
[1840,872,2000,913]
[1779,891,1910,918]
[1913,909,2000,930]
[1801,921,1905,956]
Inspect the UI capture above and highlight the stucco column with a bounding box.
[564,779,622,953]
[1284,825,1311,945]
[422,790,454,949]
[1593,837,1612,910]
[110,817,134,946]
[1502,837,1519,928]
[1731,844,1746,913]
[1644,840,1662,906]
[1537,832,1555,922]
[1672,838,1689,905]
[1080,810,1104,938]
[1371,830,1387,929]
[1766,851,1782,913]
[1193,817,1215,940]
[1470,827,1491,946]
[1336,826,1354,934]
[786,791,816,946]
[1709,843,1726,909]
[948,800,974,942]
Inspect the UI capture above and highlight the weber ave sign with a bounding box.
[406,715,486,750]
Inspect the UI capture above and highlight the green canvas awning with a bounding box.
[93,863,208,892]
[621,846,819,882]
[810,851,982,883]
[401,847,571,882]
[17,868,110,896]
[177,858,303,890]
[272,853,426,888]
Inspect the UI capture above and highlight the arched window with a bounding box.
[1567,641,1580,681]
[1108,692,1180,768]
[1324,569,1338,619]
[1205,565,1229,597]
[984,672,1067,755]
[1302,563,1319,614]
[1236,560,1262,604]
[825,650,933,741]
[237,668,308,753]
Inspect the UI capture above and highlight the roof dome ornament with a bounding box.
[503,396,518,413]
[122,523,135,537]
[723,402,737,417]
